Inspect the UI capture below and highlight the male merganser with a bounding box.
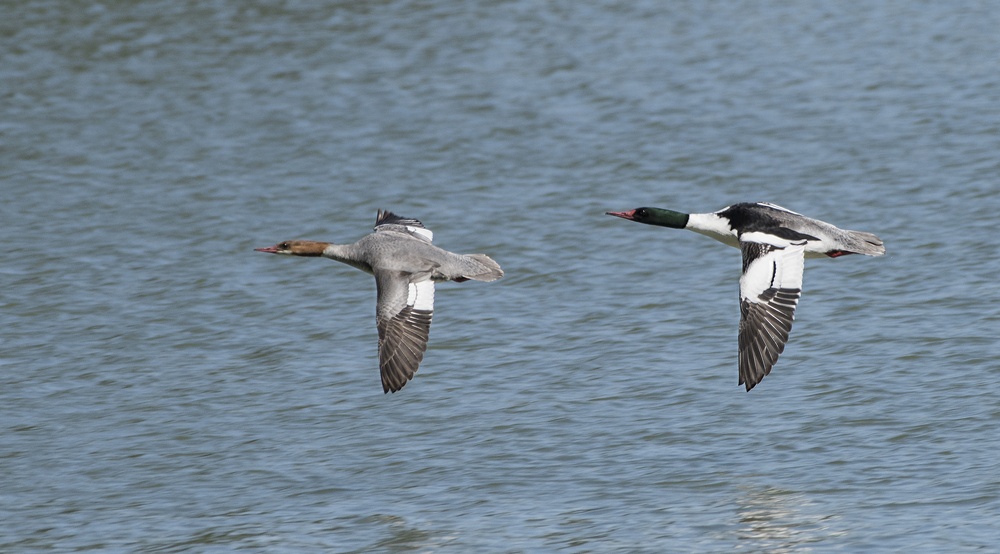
[606,202,885,391]
[256,210,503,393]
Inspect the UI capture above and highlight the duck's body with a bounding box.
[607,202,884,391]
[256,210,503,393]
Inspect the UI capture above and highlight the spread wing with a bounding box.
[738,231,806,391]
[374,270,434,393]
[374,210,434,243]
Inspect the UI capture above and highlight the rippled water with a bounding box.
[3,1,999,551]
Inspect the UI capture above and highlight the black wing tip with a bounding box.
[739,344,778,393]
[379,356,420,393]
[382,380,406,394]
[740,366,769,391]
[375,209,426,229]
[380,366,415,393]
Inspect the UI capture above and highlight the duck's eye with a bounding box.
[279,242,291,250]
[635,209,647,218]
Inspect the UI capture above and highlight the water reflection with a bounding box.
[734,484,844,552]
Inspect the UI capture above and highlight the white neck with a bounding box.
[687,212,739,248]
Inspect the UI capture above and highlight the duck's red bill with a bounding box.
[605,210,636,220]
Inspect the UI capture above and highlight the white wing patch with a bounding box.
[739,231,805,299]
[407,225,433,242]
[373,211,435,243]
[407,279,435,311]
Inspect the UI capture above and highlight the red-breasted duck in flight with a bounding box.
[256,210,503,393]
[607,202,884,391]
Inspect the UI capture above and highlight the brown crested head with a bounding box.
[254,240,328,256]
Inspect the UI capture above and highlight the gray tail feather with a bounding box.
[847,230,886,256]
[464,254,504,281]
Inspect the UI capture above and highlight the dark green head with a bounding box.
[605,207,689,229]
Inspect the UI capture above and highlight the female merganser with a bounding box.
[606,202,885,391]
[256,210,503,393]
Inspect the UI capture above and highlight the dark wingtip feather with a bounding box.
[375,210,427,230]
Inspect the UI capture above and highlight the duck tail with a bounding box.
[460,254,504,282]
[845,230,886,256]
